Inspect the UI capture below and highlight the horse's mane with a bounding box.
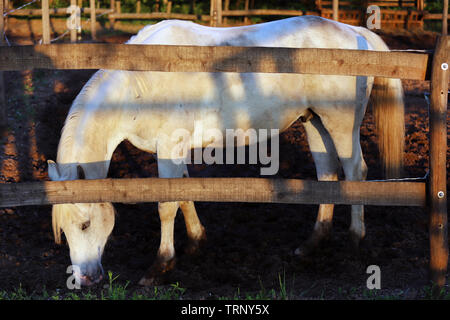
[57,70,108,164]
[53,204,80,244]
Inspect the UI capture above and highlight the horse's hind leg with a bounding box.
[295,115,340,257]
[317,110,368,248]
[180,200,207,254]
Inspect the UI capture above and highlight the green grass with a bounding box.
[219,270,295,300]
[1,270,450,300]
[0,271,186,300]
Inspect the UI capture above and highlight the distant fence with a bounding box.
[3,0,449,35]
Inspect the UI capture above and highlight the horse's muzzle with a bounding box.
[79,273,103,286]
[74,263,104,286]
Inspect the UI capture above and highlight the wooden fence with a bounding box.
[0,38,448,287]
[4,0,449,35]
[0,0,449,289]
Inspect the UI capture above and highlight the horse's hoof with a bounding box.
[138,276,160,286]
[294,246,308,258]
[349,231,363,247]
[348,231,365,254]
[294,241,316,258]
[294,239,317,258]
[139,257,176,286]
[184,236,207,255]
[294,229,331,258]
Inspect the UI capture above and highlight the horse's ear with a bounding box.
[77,165,85,180]
[48,160,60,181]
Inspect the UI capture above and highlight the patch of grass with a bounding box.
[0,271,186,300]
[2,276,450,300]
[222,270,295,300]
[0,284,32,300]
[101,271,129,300]
[421,284,450,300]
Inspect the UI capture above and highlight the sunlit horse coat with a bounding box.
[48,16,404,286]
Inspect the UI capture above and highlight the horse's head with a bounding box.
[48,160,115,286]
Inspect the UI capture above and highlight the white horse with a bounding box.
[48,16,404,286]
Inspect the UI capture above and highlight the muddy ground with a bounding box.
[0,26,448,299]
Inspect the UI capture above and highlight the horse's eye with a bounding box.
[81,221,91,231]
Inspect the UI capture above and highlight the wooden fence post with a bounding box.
[443,0,448,35]
[42,0,51,44]
[428,35,449,289]
[90,0,96,40]
[223,0,229,25]
[0,0,4,47]
[417,0,424,11]
[109,0,115,30]
[0,0,6,131]
[136,0,141,13]
[210,0,222,27]
[70,0,77,42]
[332,0,338,21]
[115,0,121,14]
[244,0,249,24]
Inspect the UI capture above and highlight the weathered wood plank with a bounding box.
[0,0,4,47]
[443,0,448,35]
[70,0,77,43]
[222,9,304,16]
[0,179,426,207]
[6,8,111,16]
[424,13,449,20]
[109,12,211,20]
[0,44,430,80]
[0,0,6,130]
[428,36,449,288]
[41,0,51,44]
[332,0,338,21]
[90,0,96,40]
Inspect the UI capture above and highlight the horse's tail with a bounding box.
[354,26,405,178]
[370,77,405,178]
[52,205,63,244]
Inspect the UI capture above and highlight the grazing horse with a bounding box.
[48,16,404,286]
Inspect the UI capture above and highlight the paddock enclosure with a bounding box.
[2,0,448,36]
[0,1,448,299]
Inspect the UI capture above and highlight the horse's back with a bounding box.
[127,16,373,50]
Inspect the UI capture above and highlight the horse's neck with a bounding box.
[57,71,123,180]
[57,121,115,180]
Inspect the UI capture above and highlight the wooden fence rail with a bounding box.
[0,179,426,208]
[0,44,430,80]
[108,12,211,21]
[221,9,305,17]
[6,8,111,16]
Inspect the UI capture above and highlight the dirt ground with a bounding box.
[0,25,448,299]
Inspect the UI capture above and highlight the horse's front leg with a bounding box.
[139,201,179,286]
[139,140,206,286]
